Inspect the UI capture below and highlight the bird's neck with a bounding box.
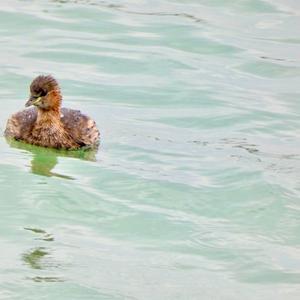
[36,107,61,126]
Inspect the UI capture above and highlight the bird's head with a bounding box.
[25,75,62,111]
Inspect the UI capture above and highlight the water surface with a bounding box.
[0,0,300,299]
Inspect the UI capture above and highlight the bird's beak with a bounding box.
[25,96,41,107]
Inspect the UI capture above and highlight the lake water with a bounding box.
[0,0,299,299]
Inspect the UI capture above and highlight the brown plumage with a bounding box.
[5,75,100,150]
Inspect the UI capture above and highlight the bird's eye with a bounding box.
[40,90,47,97]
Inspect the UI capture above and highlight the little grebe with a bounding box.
[5,75,100,149]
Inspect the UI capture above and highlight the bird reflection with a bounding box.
[6,138,97,180]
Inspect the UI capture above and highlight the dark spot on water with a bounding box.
[22,247,49,270]
[41,234,55,242]
[24,227,46,234]
[29,276,64,283]
[260,56,287,62]
[24,227,54,241]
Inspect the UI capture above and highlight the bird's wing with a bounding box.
[61,107,100,148]
[4,107,37,139]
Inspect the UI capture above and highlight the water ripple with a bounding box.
[0,0,300,299]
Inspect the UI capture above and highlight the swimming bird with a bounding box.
[5,75,100,150]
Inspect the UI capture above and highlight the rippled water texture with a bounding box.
[0,0,300,299]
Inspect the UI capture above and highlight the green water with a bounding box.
[0,0,300,299]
